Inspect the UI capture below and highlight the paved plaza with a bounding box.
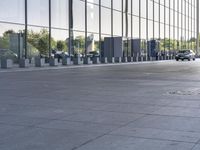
[1,60,200,150]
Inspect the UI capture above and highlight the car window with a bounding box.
[185,50,190,54]
[178,51,186,53]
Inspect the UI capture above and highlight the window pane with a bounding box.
[0,0,24,24]
[87,3,99,33]
[0,23,25,60]
[28,0,49,26]
[73,0,85,31]
[51,0,68,29]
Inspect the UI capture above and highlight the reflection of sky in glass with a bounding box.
[88,3,94,19]
[73,0,85,31]
[52,29,68,41]
[0,23,24,36]
[0,0,24,23]
[51,0,68,29]
[87,2,99,33]
[27,0,49,26]
[88,0,94,3]
[0,0,198,40]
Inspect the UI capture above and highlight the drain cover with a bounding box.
[167,88,200,96]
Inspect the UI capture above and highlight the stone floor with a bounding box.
[1,60,200,150]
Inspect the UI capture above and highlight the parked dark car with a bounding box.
[175,50,195,61]
[86,51,100,58]
[52,51,76,62]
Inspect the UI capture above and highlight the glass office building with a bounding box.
[0,0,198,60]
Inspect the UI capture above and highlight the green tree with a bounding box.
[0,30,15,49]
[190,37,196,42]
[159,39,165,51]
[56,40,65,51]
[27,29,55,56]
[3,30,15,36]
[0,36,9,49]
[74,36,85,54]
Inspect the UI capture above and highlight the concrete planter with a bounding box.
[152,57,157,61]
[1,59,13,69]
[101,57,108,64]
[35,57,45,67]
[19,59,29,68]
[49,58,59,66]
[133,56,138,62]
[122,57,128,63]
[45,57,50,63]
[148,57,153,61]
[159,56,164,60]
[108,57,115,63]
[83,57,92,65]
[127,57,133,62]
[74,57,82,65]
[30,57,35,64]
[138,56,143,62]
[92,57,100,64]
[115,57,122,63]
[62,58,71,66]
[143,56,147,61]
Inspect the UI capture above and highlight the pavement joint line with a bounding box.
[71,114,147,150]
[0,60,175,73]
[39,118,126,127]
[191,138,200,149]
[71,132,111,150]
[142,113,200,119]
[191,144,199,150]
[109,126,200,134]
[3,98,200,114]
[108,133,198,144]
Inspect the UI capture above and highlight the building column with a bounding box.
[49,0,51,58]
[24,0,27,59]
[197,0,199,55]
[69,0,74,56]
[85,0,87,56]
[99,0,101,59]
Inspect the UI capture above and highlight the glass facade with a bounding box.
[0,0,198,60]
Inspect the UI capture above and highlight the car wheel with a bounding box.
[181,59,184,61]
[176,59,179,61]
[193,58,195,61]
[188,58,191,61]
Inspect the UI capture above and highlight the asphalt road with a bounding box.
[1,60,200,150]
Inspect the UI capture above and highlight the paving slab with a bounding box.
[92,103,163,114]
[62,110,144,125]
[37,120,118,134]
[75,135,195,150]
[0,114,51,127]
[152,106,200,118]
[126,115,200,132]
[192,144,200,150]
[110,127,200,143]
[0,60,200,149]
[0,128,101,150]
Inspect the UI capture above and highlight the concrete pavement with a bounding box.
[0,60,200,150]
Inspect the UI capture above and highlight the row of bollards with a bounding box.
[0,55,175,69]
